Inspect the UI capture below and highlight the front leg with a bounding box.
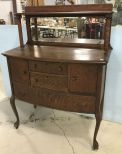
[10,96,20,129]
[93,112,101,150]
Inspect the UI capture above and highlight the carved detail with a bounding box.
[105,14,112,20]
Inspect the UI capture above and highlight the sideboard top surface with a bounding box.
[3,45,108,64]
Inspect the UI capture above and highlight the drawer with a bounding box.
[29,61,68,75]
[30,72,68,92]
[37,88,95,113]
[13,82,95,113]
[68,64,97,94]
[9,58,29,85]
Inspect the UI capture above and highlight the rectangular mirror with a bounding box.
[29,16,105,48]
[30,16,105,40]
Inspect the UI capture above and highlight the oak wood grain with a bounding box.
[30,72,68,92]
[29,60,68,75]
[68,64,98,94]
[2,45,107,64]
[9,58,29,85]
[13,82,95,113]
[25,4,113,17]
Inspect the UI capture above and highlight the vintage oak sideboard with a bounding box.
[2,4,113,150]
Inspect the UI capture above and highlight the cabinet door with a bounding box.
[9,58,29,85]
[68,64,97,94]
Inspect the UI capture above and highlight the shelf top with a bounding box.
[32,38,104,49]
[25,4,113,17]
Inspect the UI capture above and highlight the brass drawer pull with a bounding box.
[23,70,27,74]
[34,64,37,69]
[59,66,63,71]
[72,76,78,81]
[35,79,38,82]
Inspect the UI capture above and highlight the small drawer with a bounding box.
[30,72,68,92]
[29,61,68,75]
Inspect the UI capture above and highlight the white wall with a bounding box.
[0,25,27,96]
[0,0,97,24]
[103,26,122,123]
[0,0,22,24]
[0,1,12,24]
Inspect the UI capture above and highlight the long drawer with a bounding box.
[13,82,95,113]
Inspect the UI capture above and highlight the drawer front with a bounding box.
[13,82,95,113]
[29,61,68,75]
[9,58,29,85]
[37,88,95,113]
[30,72,68,92]
[68,64,97,94]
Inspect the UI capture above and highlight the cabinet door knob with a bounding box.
[35,79,38,82]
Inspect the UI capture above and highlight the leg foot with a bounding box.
[10,96,20,129]
[14,121,19,129]
[93,113,101,150]
[93,140,99,150]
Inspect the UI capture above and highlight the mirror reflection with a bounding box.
[30,17,105,41]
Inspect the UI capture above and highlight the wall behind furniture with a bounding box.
[0,0,22,24]
[103,26,122,123]
[0,0,12,24]
[0,25,27,96]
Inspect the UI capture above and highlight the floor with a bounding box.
[0,98,122,154]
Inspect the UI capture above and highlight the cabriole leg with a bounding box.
[10,96,20,129]
[93,112,101,150]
